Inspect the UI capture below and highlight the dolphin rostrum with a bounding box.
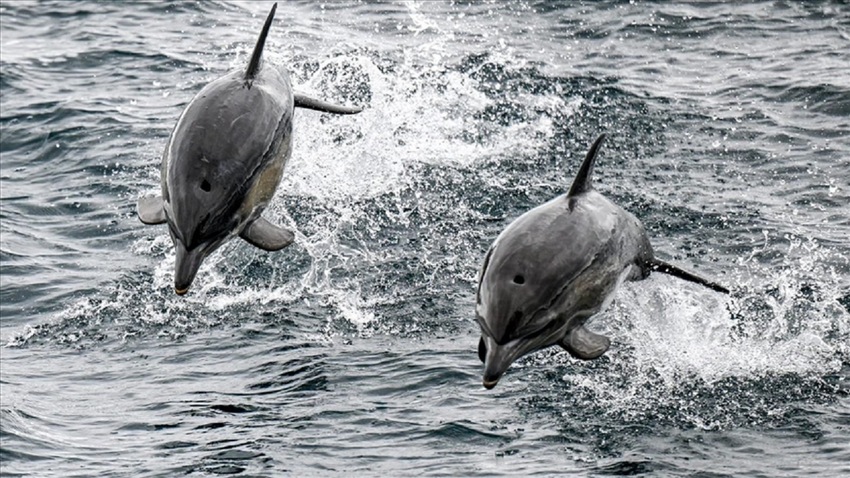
[137,3,362,295]
[475,134,729,389]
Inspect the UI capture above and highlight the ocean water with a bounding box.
[1,1,849,476]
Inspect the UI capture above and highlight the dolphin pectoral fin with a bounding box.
[649,258,730,294]
[137,196,167,225]
[294,92,363,114]
[560,326,610,360]
[240,217,294,251]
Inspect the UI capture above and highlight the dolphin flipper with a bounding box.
[294,93,362,114]
[560,325,611,360]
[137,196,167,225]
[240,217,294,251]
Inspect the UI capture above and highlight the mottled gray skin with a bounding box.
[161,66,294,293]
[476,134,728,389]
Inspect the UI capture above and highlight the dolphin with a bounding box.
[475,134,729,389]
[137,3,362,295]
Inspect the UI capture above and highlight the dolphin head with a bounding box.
[172,237,205,295]
[166,206,234,295]
[163,121,245,297]
[475,199,600,388]
[478,325,567,390]
[475,252,575,389]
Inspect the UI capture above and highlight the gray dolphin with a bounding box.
[137,3,362,295]
[475,134,729,389]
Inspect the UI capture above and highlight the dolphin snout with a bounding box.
[482,339,515,390]
[174,242,205,295]
[482,362,507,390]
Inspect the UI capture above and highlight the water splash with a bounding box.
[519,235,850,435]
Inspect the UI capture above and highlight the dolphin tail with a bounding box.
[567,133,606,197]
[294,92,363,114]
[649,258,730,294]
[137,196,167,225]
[244,3,278,81]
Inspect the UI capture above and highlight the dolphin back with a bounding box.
[477,192,628,344]
[565,134,730,294]
[164,69,293,249]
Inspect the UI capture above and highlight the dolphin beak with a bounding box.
[174,241,205,295]
[482,339,515,389]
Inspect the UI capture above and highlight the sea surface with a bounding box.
[1,1,849,476]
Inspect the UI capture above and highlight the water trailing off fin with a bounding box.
[567,134,606,197]
[649,258,730,294]
[244,3,278,82]
[294,93,363,114]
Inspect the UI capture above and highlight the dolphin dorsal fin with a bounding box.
[244,3,278,82]
[567,134,606,197]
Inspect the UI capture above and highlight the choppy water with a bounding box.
[2,1,849,476]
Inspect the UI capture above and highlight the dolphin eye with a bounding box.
[513,275,525,285]
[200,179,211,192]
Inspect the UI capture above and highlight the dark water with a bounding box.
[2,1,849,476]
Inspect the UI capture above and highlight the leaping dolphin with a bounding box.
[137,3,362,295]
[475,134,729,389]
